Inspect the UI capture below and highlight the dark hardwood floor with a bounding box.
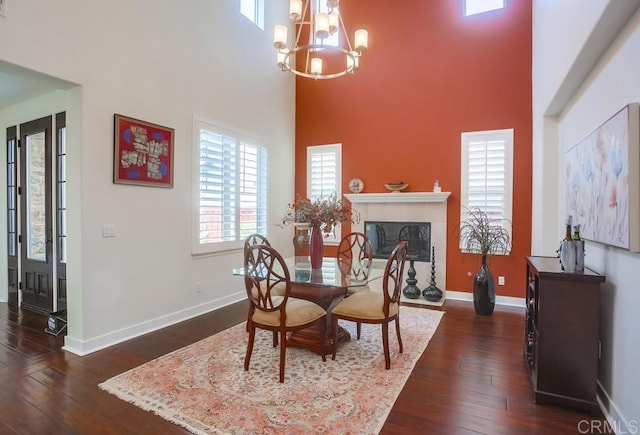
[0,300,602,434]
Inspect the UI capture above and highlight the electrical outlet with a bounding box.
[102,224,117,238]
[0,0,7,18]
[498,276,505,285]
[195,282,202,293]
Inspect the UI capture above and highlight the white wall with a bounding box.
[0,0,296,354]
[534,0,640,428]
[532,0,610,256]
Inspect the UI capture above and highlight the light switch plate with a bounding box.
[498,276,505,286]
[102,224,116,238]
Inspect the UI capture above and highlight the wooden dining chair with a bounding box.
[337,232,374,295]
[243,234,273,332]
[337,232,374,339]
[331,240,408,370]
[244,244,327,382]
[244,233,271,251]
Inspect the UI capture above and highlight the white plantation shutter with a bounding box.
[461,129,513,250]
[308,149,338,199]
[239,141,268,236]
[467,139,506,218]
[307,144,342,244]
[195,121,267,253]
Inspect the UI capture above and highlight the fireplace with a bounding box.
[344,191,451,306]
[364,221,431,261]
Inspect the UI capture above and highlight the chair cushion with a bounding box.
[346,284,371,296]
[332,292,398,320]
[252,297,326,327]
[250,282,287,299]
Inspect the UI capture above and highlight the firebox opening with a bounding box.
[364,221,431,262]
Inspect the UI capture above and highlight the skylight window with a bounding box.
[465,0,505,16]
[240,0,264,30]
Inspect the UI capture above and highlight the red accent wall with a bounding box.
[295,0,532,298]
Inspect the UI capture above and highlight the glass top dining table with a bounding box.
[233,255,382,355]
[232,256,381,289]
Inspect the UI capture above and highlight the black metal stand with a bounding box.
[422,247,443,301]
[402,257,421,299]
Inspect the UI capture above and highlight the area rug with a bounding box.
[99,306,444,434]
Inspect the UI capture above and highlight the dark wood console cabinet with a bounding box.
[524,256,605,413]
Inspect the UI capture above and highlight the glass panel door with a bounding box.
[26,131,47,261]
[19,116,54,314]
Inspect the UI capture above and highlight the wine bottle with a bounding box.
[564,216,573,241]
[572,224,581,241]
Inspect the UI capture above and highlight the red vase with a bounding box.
[310,225,324,269]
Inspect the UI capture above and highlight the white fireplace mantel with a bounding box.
[344,192,451,204]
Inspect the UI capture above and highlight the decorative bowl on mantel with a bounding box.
[384,182,409,193]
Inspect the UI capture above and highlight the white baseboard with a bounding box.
[597,380,635,434]
[61,290,525,355]
[62,292,246,356]
[446,290,525,308]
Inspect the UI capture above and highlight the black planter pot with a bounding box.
[473,255,495,316]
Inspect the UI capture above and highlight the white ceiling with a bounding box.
[0,60,77,111]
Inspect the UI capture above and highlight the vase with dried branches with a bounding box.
[459,207,512,315]
[280,193,359,269]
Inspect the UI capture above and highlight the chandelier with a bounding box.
[273,0,368,80]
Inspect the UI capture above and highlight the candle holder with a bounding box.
[422,247,443,301]
[402,256,421,299]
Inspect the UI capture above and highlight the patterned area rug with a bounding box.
[99,306,444,434]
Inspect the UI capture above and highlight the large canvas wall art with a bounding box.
[565,103,640,251]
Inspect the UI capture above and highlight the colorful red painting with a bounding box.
[113,114,174,187]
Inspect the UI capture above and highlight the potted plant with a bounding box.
[459,207,512,315]
[280,193,358,269]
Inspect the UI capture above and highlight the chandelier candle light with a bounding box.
[274,0,368,79]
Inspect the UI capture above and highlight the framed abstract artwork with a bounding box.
[565,103,640,251]
[113,114,174,187]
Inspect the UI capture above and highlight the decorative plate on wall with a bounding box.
[349,178,364,193]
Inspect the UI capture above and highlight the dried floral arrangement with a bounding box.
[459,207,512,255]
[279,193,359,234]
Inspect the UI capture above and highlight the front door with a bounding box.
[19,116,54,314]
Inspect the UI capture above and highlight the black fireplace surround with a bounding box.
[364,221,431,262]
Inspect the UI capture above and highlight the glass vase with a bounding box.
[293,223,311,269]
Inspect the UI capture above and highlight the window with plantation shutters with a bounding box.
[461,129,513,253]
[307,144,342,244]
[194,119,268,254]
